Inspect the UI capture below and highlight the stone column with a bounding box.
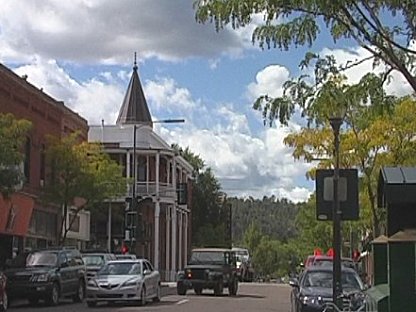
[154,152,160,269]
[165,206,171,281]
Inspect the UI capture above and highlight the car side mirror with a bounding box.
[289,278,299,288]
[143,269,151,275]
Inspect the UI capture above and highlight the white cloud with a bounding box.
[0,0,245,64]
[320,46,413,97]
[145,77,197,112]
[13,56,124,125]
[246,64,291,101]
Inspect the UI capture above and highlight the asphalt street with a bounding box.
[8,282,292,312]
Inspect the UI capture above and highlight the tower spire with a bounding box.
[133,52,138,70]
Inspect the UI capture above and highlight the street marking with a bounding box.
[177,299,189,305]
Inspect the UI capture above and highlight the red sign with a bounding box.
[0,193,34,236]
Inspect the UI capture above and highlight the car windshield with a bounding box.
[234,250,249,261]
[115,255,136,260]
[82,255,105,266]
[302,271,364,290]
[26,252,58,267]
[189,251,224,264]
[98,262,141,276]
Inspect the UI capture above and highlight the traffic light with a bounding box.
[121,242,129,254]
[352,249,361,261]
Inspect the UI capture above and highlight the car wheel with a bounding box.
[152,284,161,302]
[194,287,203,295]
[228,279,238,296]
[139,286,146,306]
[73,279,85,302]
[86,300,96,308]
[213,280,223,296]
[0,290,7,312]
[177,282,187,295]
[46,282,60,306]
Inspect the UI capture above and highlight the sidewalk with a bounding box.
[161,282,176,296]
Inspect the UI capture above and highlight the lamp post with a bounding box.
[329,116,343,309]
[127,119,185,250]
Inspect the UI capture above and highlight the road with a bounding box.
[9,283,292,312]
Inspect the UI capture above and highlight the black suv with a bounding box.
[4,248,86,306]
[177,248,238,296]
[81,251,116,280]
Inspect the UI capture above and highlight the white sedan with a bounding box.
[86,259,160,307]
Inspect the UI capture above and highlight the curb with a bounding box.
[161,282,177,296]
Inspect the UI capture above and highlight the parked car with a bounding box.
[177,248,239,296]
[81,251,117,280]
[232,247,254,282]
[0,271,7,311]
[85,259,160,307]
[115,254,137,260]
[4,248,86,306]
[289,266,366,312]
[312,255,359,271]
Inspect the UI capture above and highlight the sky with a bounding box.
[0,1,412,203]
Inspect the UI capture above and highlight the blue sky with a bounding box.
[0,1,412,203]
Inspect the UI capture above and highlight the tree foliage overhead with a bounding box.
[43,133,127,245]
[195,0,416,92]
[0,114,31,197]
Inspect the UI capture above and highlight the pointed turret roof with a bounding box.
[116,54,152,126]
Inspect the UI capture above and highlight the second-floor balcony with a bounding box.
[128,181,177,201]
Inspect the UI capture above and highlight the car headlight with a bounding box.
[301,295,321,305]
[31,273,49,282]
[350,292,366,309]
[122,279,139,287]
[87,279,98,287]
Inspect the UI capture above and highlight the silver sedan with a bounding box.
[86,259,160,307]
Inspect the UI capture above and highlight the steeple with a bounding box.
[116,53,152,126]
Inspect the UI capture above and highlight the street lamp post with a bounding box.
[329,116,343,309]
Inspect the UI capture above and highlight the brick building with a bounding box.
[0,63,89,266]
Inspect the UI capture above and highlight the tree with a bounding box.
[0,113,31,197]
[195,0,416,92]
[43,133,127,245]
[284,93,416,235]
[173,143,228,247]
[243,222,263,253]
[172,143,205,176]
[192,168,227,247]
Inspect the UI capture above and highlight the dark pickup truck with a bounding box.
[176,248,238,296]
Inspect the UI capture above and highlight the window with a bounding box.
[40,144,45,185]
[69,214,80,232]
[24,137,31,182]
[137,156,147,182]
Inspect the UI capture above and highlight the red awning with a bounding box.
[0,193,35,236]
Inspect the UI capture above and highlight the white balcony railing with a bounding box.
[128,181,176,199]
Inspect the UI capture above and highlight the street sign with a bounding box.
[316,168,359,221]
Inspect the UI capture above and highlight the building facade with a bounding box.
[88,62,193,281]
[0,63,89,266]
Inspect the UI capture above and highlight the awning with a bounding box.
[0,193,35,236]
